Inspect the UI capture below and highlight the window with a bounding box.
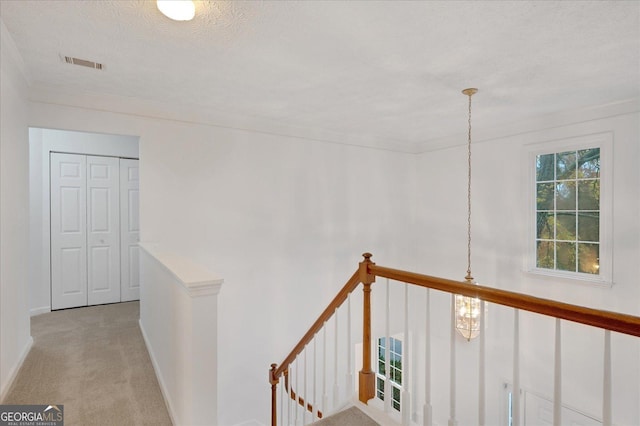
[529,134,611,284]
[376,337,402,412]
[536,148,600,273]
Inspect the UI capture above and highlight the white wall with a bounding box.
[28,98,417,425]
[139,243,223,426]
[415,105,640,425]
[0,19,32,399]
[28,128,138,315]
[25,80,638,426]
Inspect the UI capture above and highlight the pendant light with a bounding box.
[455,88,482,341]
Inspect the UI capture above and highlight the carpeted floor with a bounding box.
[3,302,172,426]
[312,406,380,426]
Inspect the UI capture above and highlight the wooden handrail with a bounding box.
[272,270,361,380]
[270,253,640,426]
[369,263,640,338]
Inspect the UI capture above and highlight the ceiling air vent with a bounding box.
[62,56,103,70]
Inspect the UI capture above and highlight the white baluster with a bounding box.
[479,300,485,426]
[346,293,354,398]
[333,308,340,409]
[553,318,561,426]
[385,278,391,413]
[296,358,300,425]
[313,336,318,422]
[423,289,432,426]
[288,365,292,426]
[322,324,328,416]
[513,309,520,426]
[603,330,611,426]
[303,347,307,425]
[279,373,283,426]
[402,283,411,426]
[449,294,457,426]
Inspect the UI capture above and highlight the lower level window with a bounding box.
[376,336,402,411]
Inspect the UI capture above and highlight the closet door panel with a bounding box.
[51,153,87,310]
[60,248,83,294]
[120,159,140,302]
[87,155,121,306]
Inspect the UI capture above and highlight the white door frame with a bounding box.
[29,128,139,316]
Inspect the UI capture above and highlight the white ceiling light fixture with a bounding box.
[157,0,195,21]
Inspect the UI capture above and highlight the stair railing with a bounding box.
[269,253,640,426]
[269,267,361,425]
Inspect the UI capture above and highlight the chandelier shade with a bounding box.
[455,291,482,340]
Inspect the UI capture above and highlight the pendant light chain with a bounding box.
[465,90,474,283]
[456,88,481,342]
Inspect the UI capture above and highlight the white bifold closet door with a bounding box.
[120,159,140,302]
[86,155,121,306]
[50,153,88,310]
[51,153,138,310]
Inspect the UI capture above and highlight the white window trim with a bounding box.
[376,336,403,408]
[369,334,404,421]
[525,132,613,287]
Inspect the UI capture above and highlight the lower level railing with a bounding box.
[269,253,640,426]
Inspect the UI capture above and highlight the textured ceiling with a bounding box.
[1,1,639,152]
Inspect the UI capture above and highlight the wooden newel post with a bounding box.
[359,252,376,404]
[270,363,278,426]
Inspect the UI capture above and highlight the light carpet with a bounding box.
[3,302,172,426]
[312,406,380,426]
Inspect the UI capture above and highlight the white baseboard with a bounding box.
[30,306,51,317]
[0,336,34,403]
[138,319,177,426]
